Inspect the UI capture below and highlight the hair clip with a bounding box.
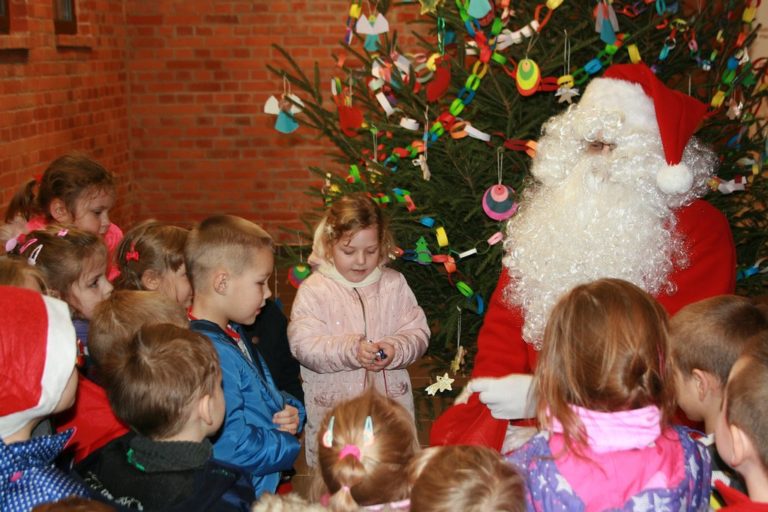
[125,242,140,262]
[27,244,43,266]
[18,237,38,255]
[57,229,68,237]
[363,415,374,447]
[338,444,362,461]
[322,416,335,448]
[4,232,26,253]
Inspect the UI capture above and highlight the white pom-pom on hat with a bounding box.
[656,163,694,195]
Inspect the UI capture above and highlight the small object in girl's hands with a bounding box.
[376,348,387,360]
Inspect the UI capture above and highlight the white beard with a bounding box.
[501,127,687,348]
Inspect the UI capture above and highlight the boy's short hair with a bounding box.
[103,323,221,439]
[725,332,768,471]
[89,290,187,371]
[670,295,768,384]
[185,215,273,291]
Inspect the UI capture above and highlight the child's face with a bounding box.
[715,356,748,466]
[331,226,380,283]
[224,249,273,325]
[70,187,115,236]
[67,254,113,319]
[157,263,193,308]
[673,366,704,422]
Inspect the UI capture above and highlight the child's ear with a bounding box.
[692,369,714,401]
[728,423,751,469]
[49,198,72,224]
[198,393,214,426]
[213,271,228,295]
[140,269,161,291]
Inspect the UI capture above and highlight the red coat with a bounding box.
[54,374,129,463]
[430,200,737,449]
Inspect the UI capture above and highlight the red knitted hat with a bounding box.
[0,286,76,438]
[602,63,709,194]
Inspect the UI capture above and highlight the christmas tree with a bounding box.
[270,0,768,370]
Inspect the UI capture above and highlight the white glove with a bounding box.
[468,374,535,420]
[453,384,473,405]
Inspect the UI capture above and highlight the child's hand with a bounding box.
[273,405,300,434]
[369,341,394,371]
[356,337,381,370]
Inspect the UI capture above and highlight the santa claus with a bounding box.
[430,63,736,450]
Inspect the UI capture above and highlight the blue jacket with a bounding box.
[0,429,90,512]
[190,320,304,497]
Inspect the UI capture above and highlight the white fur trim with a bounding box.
[578,78,657,134]
[656,163,693,195]
[0,295,76,438]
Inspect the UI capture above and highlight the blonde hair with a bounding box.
[725,332,768,471]
[670,295,768,384]
[320,193,394,263]
[103,323,221,439]
[115,220,188,290]
[185,215,273,291]
[0,256,47,292]
[89,289,188,370]
[534,278,674,453]
[408,445,525,512]
[312,390,419,512]
[10,226,106,305]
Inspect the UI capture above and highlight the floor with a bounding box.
[289,356,467,497]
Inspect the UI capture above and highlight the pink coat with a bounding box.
[288,267,430,467]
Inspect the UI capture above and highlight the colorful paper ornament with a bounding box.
[415,236,432,265]
[515,58,541,96]
[467,0,492,19]
[356,13,389,35]
[482,184,518,221]
[426,62,451,103]
[419,0,445,15]
[288,264,311,288]
[264,93,304,134]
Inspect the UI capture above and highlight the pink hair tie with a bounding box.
[338,444,361,461]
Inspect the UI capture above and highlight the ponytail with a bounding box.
[5,179,38,223]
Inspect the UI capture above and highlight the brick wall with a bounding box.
[125,0,420,239]
[0,0,420,237]
[0,0,131,224]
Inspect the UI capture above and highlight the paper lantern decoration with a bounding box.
[288,264,311,288]
[482,184,518,221]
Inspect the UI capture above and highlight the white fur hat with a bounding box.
[0,286,76,439]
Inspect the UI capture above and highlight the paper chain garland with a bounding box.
[318,0,765,301]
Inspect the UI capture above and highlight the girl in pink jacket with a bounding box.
[288,193,430,467]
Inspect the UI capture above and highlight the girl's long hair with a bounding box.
[533,278,675,453]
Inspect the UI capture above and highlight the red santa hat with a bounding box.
[0,286,77,439]
[590,63,709,195]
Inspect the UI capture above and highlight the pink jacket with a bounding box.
[288,267,429,467]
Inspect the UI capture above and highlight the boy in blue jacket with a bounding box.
[186,215,305,497]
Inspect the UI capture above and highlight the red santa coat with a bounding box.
[430,199,737,450]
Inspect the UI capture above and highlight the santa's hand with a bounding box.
[453,384,473,405]
[468,374,535,420]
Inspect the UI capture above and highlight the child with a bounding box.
[114,220,193,307]
[55,290,189,463]
[186,214,305,497]
[507,278,711,511]
[311,390,419,511]
[3,153,123,280]
[0,255,47,292]
[77,323,256,511]
[0,286,90,511]
[408,445,525,512]
[288,193,429,467]
[11,226,113,366]
[714,332,768,509]
[670,295,768,495]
